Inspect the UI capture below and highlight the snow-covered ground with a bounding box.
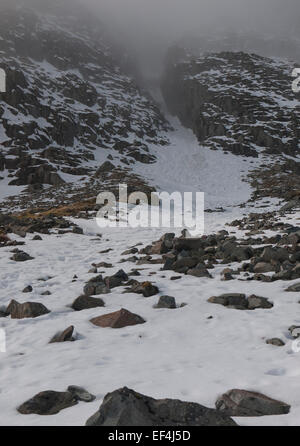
[0,113,295,426]
[0,206,300,426]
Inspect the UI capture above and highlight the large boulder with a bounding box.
[215,389,290,417]
[86,387,237,426]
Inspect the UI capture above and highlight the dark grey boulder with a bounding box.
[71,295,105,311]
[215,389,290,417]
[155,295,176,309]
[7,299,50,319]
[22,285,33,293]
[86,387,237,426]
[83,275,110,296]
[11,251,34,262]
[17,390,78,415]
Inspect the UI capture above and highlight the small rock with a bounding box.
[288,325,300,339]
[155,295,176,309]
[130,281,159,297]
[215,389,290,416]
[266,338,285,347]
[90,308,146,329]
[286,283,300,292]
[22,285,33,293]
[67,385,96,402]
[88,267,98,274]
[104,270,128,289]
[72,226,83,234]
[50,326,75,343]
[32,235,42,241]
[11,251,34,262]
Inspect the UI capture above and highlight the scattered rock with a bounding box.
[90,308,146,329]
[208,294,248,310]
[208,294,273,310]
[247,295,273,310]
[17,391,78,415]
[32,235,42,241]
[67,385,96,402]
[7,300,50,319]
[86,387,237,426]
[22,285,33,293]
[288,325,300,339]
[286,283,300,292]
[155,295,177,309]
[266,338,285,347]
[104,270,129,289]
[83,275,110,296]
[11,251,34,262]
[215,389,290,416]
[71,295,105,311]
[129,281,159,297]
[49,326,75,343]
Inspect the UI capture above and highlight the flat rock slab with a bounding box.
[90,308,146,329]
[215,389,290,416]
[208,294,273,310]
[7,299,50,319]
[86,387,237,426]
[18,391,78,415]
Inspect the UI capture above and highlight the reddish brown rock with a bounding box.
[90,308,146,329]
[49,326,75,343]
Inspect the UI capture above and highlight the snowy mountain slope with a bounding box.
[0,4,170,202]
[162,50,300,159]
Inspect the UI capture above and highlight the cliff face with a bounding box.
[161,50,300,158]
[0,5,170,194]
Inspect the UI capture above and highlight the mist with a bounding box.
[81,0,300,76]
[2,0,300,76]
